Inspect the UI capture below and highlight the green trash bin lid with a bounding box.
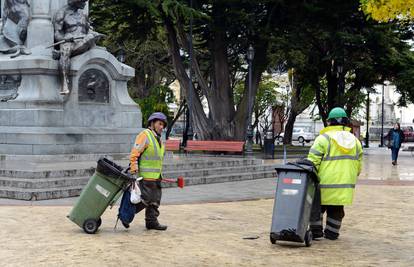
[96,158,131,181]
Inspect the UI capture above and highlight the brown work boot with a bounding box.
[146,222,168,231]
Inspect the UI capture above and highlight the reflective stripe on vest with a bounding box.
[309,148,323,156]
[143,156,162,161]
[138,129,164,179]
[319,184,356,188]
[140,168,162,173]
[147,129,160,156]
[321,134,360,161]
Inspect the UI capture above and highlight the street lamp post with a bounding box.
[245,45,255,156]
[337,65,344,105]
[364,88,371,148]
[379,83,385,147]
[186,0,194,143]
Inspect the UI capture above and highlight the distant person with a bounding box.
[307,107,363,240]
[255,130,262,146]
[386,123,405,165]
[127,112,168,230]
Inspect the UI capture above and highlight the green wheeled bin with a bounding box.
[67,158,133,234]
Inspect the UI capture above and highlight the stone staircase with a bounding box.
[0,155,277,200]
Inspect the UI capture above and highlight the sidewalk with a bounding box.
[1,146,412,206]
[0,147,413,266]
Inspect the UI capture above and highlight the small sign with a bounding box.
[282,189,298,196]
[95,184,110,198]
[283,178,302,184]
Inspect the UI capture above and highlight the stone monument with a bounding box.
[0,0,142,156]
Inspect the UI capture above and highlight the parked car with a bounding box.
[403,126,414,142]
[277,127,315,143]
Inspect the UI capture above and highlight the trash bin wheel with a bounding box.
[304,230,312,247]
[97,218,102,228]
[270,234,277,244]
[83,218,99,234]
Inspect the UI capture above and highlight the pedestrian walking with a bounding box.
[126,112,168,230]
[386,123,405,165]
[307,107,363,240]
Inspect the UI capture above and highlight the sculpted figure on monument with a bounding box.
[53,0,104,95]
[0,0,31,58]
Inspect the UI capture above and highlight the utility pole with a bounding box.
[379,83,385,147]
[245,45,255,156]
[186,0,194,143]
[364,89,371,148]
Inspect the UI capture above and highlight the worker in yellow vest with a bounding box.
[307,107,363,240]
[128,112,168,230]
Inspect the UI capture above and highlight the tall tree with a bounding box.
[234,76,280,131]
[91,0,280,140]
[282,70,314,144]
[360,0,414,21]
[280,0,414,123]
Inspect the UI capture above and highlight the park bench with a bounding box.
[184,140,245,154]
[165,139,181,151]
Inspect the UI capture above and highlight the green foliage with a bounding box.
[234,76,279,120]
[272,0,414,115]
[134,85,176,125]
[91,0,177,123]
[90,0,414,137]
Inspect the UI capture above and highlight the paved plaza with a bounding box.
[0,147,413,266]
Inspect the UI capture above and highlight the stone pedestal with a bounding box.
[0,0,142,156]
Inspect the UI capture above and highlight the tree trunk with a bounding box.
[233,39,268,140]
[163,15,212,140]
[283,110,298,144]
[162,5,268,141]
[207,5,236,139]
[327,68,339,111]
[283,76,313,144]
[166,100,186,139]
[314,80,328,126]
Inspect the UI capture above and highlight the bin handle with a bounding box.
[286,162,319,183]
[287,162,312,171]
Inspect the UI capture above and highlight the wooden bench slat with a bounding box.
[165,140,181,151]
[184,140,244,153]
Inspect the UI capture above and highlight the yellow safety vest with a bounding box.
[307,126,363,205]
[138,129,165,179]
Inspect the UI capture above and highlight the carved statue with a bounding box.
[53,0,104,95]
[0,0,31,58]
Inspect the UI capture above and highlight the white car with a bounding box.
[277,128,315,143]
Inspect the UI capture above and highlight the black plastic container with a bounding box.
[96,158,131,181]
[270,163,317,247]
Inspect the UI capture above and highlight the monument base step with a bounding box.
[0,156,277,200]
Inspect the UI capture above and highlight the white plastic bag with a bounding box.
[130,178,142,204]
